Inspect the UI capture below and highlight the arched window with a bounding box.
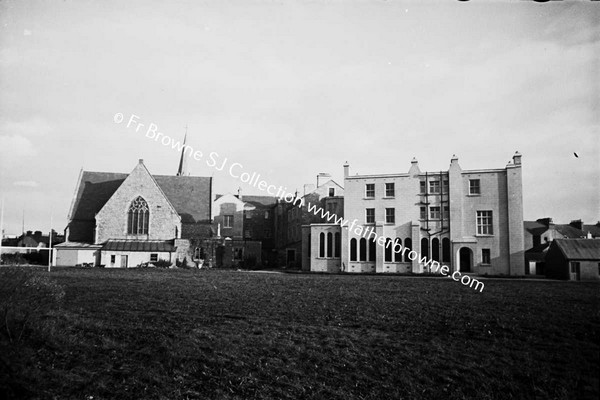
[442,238,451,262]
[421,238,429,259]
[404,238,412,262]
[128,196,149,235]
[334,232,341,258]
[385,238,393,262]
[350,238,357,261]
[432,238,440,262]
[327,232,333,258]
[319,232,325,257]
[369,238,376,262]
[359,238,367,261]
[394,238,402,262]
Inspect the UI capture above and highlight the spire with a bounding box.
[176,126,188,176]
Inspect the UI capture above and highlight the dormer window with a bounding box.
[127,196,149,235]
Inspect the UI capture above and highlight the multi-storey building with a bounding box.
[275,180,344,269]
[303,153,525,275]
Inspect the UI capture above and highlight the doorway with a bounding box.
[121,255,128,268]
[459,247,472,273]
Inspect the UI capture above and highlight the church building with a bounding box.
[55,158,213,267]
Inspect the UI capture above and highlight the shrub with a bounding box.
[153,259,172,269]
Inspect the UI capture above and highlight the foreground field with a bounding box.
[0,267,598,400]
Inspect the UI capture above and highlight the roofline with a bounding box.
[67,168,84,221]
[139,163,181,222]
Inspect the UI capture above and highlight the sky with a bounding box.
[0,0,598,236]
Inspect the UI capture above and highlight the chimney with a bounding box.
[343,162,350,178]
[512,151,522,165]
[139,159,144,164]
[26,230,32,236]
[237,187,242,201]
[34,230,42,238]
[536,217,553,227]
[569,219,583,231]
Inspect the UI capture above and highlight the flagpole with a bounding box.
[0,198,4,266]
[48,214,53,272]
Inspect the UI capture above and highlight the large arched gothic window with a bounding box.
[128,196,149,235]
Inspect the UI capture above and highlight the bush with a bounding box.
[154,259,172,269]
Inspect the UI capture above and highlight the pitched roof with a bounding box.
[583,224,600,238]
[554,224,586,239]
[102,239,176,252]
[524,220,548,235]
[69,171,211,225]
[553,239,600,260]
[242,195,278,208]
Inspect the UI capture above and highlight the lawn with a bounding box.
[1,267,598,400]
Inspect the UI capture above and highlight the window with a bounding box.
[150,253,158,262]
[335,232,341,258]
[319,233,325,257]
[385,182,395,197]
[443,180,449,193]
[420,181,426,194]
[329,187,335,197]
[234,248,243,260]
[369,239,376,262]
[429,181,440,194]
[430,206,441,219]
[476,211,493,235]
[444,205,449,216]
[223,215,233,228]
[385,238,393,262]
[385,208,395,224]
[245,211,252,219]
[394,238,402,262]
[127,196,149,235]
[350,238,357,261]
[365,183,375,198]
[264,229,272,238]
[421,238,429,259]
[110,255,116,264]
[469,179,481,195]
[570,261,580,273]
[442,238,451,262]
[432,238,440,262]
[420,206,427,220]
[245,229,252,238]
[366,208,375,224]
[404,238,412,262]
[264,211,270,219]
[327,232,333,258]
[482,249,491,264]
[359,238,367,261]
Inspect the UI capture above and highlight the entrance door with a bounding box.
[121,255,128,268]
[459,248,471,273]
[286,249,296,267]
[216,246,224,268]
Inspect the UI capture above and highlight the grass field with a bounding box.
[0,267,598,400]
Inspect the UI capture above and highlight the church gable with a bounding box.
[95,160,181,243]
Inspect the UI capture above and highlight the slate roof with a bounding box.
[583,224,600,238]
[69,171,211,224]
[554,225,586,239]
[102,239,176,252]
[553,239,600,261]
[242,195,278,208]
[524,221,548,235]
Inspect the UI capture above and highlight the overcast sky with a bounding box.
[0,0,598,235]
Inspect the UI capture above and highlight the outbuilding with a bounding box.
[545,239,600,281]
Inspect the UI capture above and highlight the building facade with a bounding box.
[303,153,525,276]
[55,159,213,267]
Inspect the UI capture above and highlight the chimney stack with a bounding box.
[343,162,350,178]
[512,151,522,165]
[569,219,583,231]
